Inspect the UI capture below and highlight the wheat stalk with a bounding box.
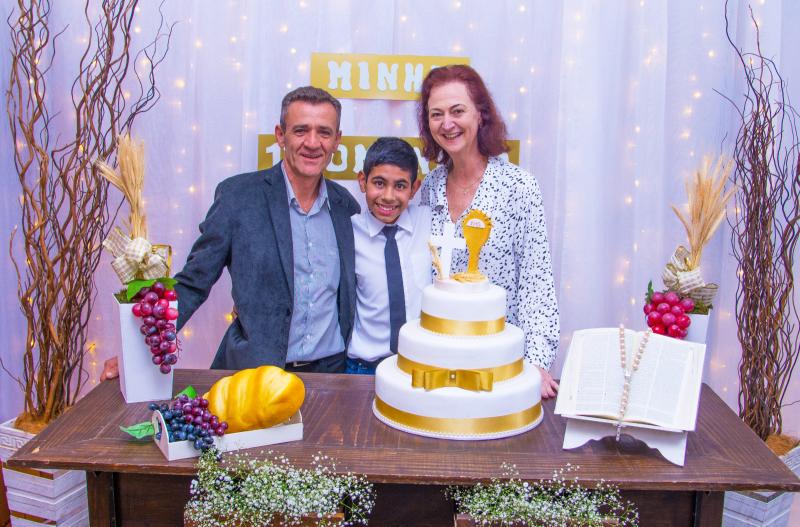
[96,135,148,239]
[428,242,444,278]
[670,155,735,269]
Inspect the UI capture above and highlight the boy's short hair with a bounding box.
[362,137,419,183]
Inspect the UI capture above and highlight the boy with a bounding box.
[347,137,432,374]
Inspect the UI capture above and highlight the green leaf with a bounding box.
[113,290,128,303]
[124,277,179,301]
[645,280,654,305]
[692,302,712,315]
[120,421,155,439]
[160,277,178,289]
[126,279,156,301]
[176,385,197,399]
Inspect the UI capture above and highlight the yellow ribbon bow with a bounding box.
[103,227,171,284]
[411,368,494,392]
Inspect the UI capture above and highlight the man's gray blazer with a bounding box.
[174,163,360,370]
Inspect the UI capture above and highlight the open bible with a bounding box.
[555,328,706,431]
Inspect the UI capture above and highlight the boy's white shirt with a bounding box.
[348,203,432,362]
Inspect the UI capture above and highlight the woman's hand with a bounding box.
[536,365,559,399]
[100,356,119,381]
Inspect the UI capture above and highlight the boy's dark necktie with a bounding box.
[382,225,406,353]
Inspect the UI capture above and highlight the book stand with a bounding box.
[562,416,688,466]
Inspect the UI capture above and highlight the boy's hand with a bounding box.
[100,356,119,381]
[536,365,559,399]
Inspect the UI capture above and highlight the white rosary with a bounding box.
[616,324,651,441]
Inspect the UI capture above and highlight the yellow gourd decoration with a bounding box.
[204,366,305,433]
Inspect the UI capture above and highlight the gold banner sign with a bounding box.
[398,355,523,387]
[375,397,541,436]
[258,135,520,180]
[419,312,505,335]
[311,53,470,100]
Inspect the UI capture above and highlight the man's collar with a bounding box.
[365,205,413,238]
[281,161,330,210]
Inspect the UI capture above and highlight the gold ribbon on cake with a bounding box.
[103,227,172,283]
[374,397,541,435]
[398,355,524,391]
[661,245,717,306]
[419,312,505,335]
[412,368,493,392]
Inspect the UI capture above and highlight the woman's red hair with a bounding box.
[417,65,509,165]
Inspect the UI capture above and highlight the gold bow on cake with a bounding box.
[103,227,171,283]
[398,355,523,392]
[411,368,494,392]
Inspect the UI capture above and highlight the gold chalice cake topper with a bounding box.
[453,210,492,283]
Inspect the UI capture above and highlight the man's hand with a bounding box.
[100,356,119,381]
[536,365,559,399]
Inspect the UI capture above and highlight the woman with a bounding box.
[417,64,560,398]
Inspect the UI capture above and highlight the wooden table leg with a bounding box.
[370,484,453,527]
[0,460,10,527]
[86,471,117,526]
[693,490,724,526]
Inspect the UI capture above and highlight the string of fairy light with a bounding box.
[69,0,772,404]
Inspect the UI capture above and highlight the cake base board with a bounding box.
[372,400,543,441]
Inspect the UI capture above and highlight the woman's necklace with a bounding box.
[447,159,487,197]
[448,174,483,196]
[616,324,651,441]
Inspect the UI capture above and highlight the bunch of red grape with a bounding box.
[643,291,694,339]
[150,394,228,452]
[131,281,180,374]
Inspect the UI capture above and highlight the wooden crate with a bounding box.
[0,419,88,526]
[722,444,800,527]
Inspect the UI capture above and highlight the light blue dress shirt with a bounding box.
[282,165,344,362]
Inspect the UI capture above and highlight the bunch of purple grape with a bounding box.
[131,281,180,374]
[150,394,228,452]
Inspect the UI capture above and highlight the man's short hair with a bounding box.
[362,137,420,184]
[279,86,342,131]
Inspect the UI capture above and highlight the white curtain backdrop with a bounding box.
[2,1,798,441]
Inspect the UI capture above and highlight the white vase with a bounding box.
[723,444,800,527]
[0,419,88,526]
[685,312,710,344]
[116,295,175,403]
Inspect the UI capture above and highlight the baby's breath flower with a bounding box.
[185,449,375,526]
[445,464,638,527]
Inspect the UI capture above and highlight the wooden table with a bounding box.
[8,370,800,526]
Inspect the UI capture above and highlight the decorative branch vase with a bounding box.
[723,444,800,527]
[116,295,175,403]
[0,419,88,526]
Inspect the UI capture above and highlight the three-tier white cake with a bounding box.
[373,277,543,440]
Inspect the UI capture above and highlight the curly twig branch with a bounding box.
[724,1,800,440]
[3,0,173,433]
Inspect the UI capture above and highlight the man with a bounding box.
[102,86,359,378]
